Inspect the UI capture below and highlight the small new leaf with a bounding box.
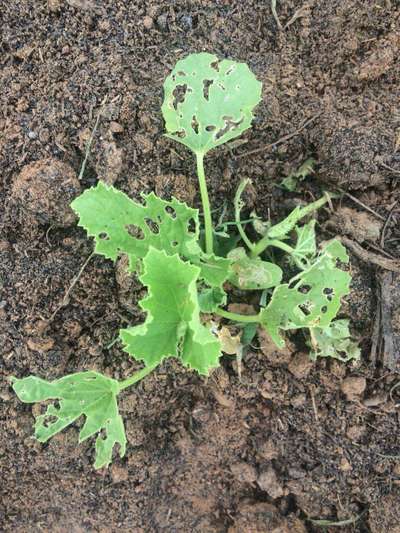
[71,181,201,271]
[228,247,282,290]
[11,372,126,469]
[309,320,360,362]
[162,52,262,155]
[120,247,221,375]
[260,240,351,347]
[280,158,316,192]
[292,220,317,268]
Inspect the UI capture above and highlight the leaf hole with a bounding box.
[43,415,58,427]
[226,66,235,76]
[321,305,328,314]
[298,284,311,294]
[172,84,187,110]
[187,218,196,234]
[298,302,312,316]
[323,287,334,301]
[203,79,213,100]
[215,116,243,140]
[145,218,159,234]
[191,115,199,134]
[210,60,220,71]
[165,206,177,219]
[125,224,145,239]
[205,125,216,132]
[172,241,178,247]
[99,232,109,240]
[99,428,107,440]
[173,129,186,138]
[177,71,186,76]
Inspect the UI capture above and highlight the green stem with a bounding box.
[215,307,260,323]
[250,237,295,258]
[196,151,213,255]
[234,179,255,252]
[117,363,158,392]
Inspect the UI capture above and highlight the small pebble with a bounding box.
[341,376,367,399]
[28,131,37,140]
[142,15,153,29]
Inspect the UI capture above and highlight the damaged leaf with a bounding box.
[162,52,262,155]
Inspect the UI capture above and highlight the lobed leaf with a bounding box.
[162,52,262,155]
[11,372,126,469]
[309,320,360,362]
[120,247,221,375]
[71,181,231,288]
[260,240,351,347]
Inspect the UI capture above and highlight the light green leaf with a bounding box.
[71,181,201,272]
[196,253,232,288]
[260,240,351,347]
[198,286,227,313]
[162,52,262,155]
[11,372,126,469]
[227,247,282,290]
[280,158,316,191]
[309,320,360,362]
[266,195,328,241]
[292,220,317,268]
[120,247,221,375]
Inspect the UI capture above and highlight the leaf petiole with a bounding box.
[118,363,159,392]
[196,151,214,255]
[215,307,260,323]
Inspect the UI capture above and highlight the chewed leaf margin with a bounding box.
[11,371,126,469]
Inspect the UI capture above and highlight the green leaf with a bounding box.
[71,181,201,272]
[280,158,316,192]
[266,195,328,241]
[309,320,360,362]
[292,220,317,268]
[227,247,282,290]
[198,286,227,313]
[11,372,126,469]
[120,247,221,375]
[196,253,232,288]
[260,240,351,347]
[162,52,262,155]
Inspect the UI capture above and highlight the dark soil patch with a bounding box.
[1,1,400,532]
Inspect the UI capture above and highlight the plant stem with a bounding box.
[234,179,255,252]
[196,151,213,255]
[215,307,260,323]
[250,237,295,258]
[117,363,158,392]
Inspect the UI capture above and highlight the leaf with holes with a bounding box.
[120,247,221,375]
[227,247,282,290]
[71,181,201,271]
[11,372,126,469]
[259,239,351,347]
[309,320,360,362]
[162,52,262,155]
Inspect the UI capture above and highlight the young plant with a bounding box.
[11,53,359,469]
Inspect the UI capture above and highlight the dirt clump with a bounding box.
[11,158,80,227]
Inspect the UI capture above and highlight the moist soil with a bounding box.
[1,1,400,532]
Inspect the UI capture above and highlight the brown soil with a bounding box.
[1,1,400,532]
